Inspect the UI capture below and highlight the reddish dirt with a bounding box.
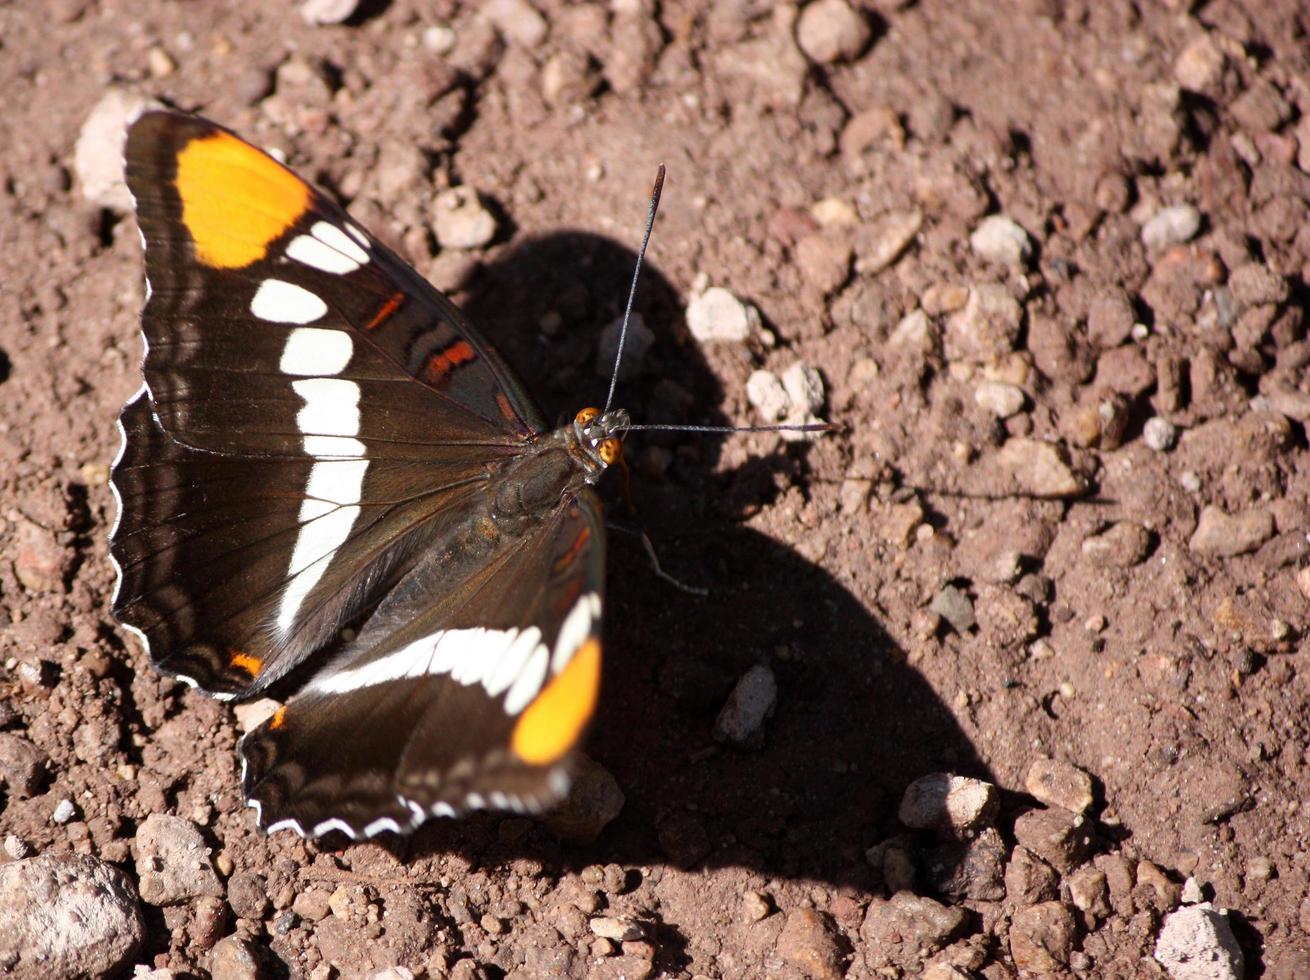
[3,0,1310,977]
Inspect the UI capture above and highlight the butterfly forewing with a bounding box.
[112,111,609,833]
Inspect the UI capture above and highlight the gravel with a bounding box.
[1010,901,1076,972]
[795,0,871,65]
[1024,757,1095,813]
[776,908,844,980]
[1144,417,1178,451]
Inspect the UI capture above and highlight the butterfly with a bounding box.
[110,111,635,838]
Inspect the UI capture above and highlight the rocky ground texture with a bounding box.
[2,0,1310,977]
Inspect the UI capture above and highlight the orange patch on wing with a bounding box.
[365,291,405,331]
[495,392,520,425]
[270,705,288,730]
[511,638,601,765]
[552,525,591,575]
[422,339,476,384]
[175,131,311,268]
[228,650,263,677]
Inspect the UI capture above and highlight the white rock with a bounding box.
[232,697,281,733]
[1143,417,1177,451]
[898,772,999,837]
[432,187,497,250]
[714,665,777,747]
[482,0,548,48]
[888,309,935,353]
[134,814,223,906]
[795,0,871,65]
[781,361,825,415]
[51,799,77,824]
[747,369,790,422]
[300,0,359,26]
[974,380,1025,418]
[686,286,759,343]
[969,215,1031,266]
[1141,204,1201,250]
[75,90,160,211]
[1154,903,1243,980]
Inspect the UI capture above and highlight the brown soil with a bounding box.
[2,0,1310,977]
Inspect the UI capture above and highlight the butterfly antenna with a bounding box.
[603,164,666,413]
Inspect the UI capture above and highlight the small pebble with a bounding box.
[1143,417,1177,451]
[795,234,852,294]
[946,284,1022,363]
[686,286,759,343]
[997,438,1085,498]
[1141,204,1201,250]
[542,752,624,844]
[595,314,654,381]
[300,0,360,25]
[713,664,777,748]
[970,214,1031,266]
[776,908,845,980]
[1189,506,1274,557]
[1024,757,1095,814]
[1174,34,1227,93]
[974,380,1025,418]
[741,891,772,922]
[133,813,224,905]
[422,24,457,55]
[888,309,935,353]
[930,586,975,634]
[209,935,263,980]
[1181,877,1204,904]
[51,799,77,824]
[746,369,790,422]
[1012,808,1093,873]
[860,209,923,273]
[432,187,497,250]
[589,916,644,942]
[75,89,160,211]
[483,0,548,48]
[1228,262,1289,306]
[1154,903,1244,980]
[898,772,999,837]
[795,0,871,65]
[1010,901,1076,972]
[781,361,825,415]
[1081,522,1150,568]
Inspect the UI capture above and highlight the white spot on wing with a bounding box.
[287,233,361,274]
[313,221,370,264]
[503,644,549,716]
[250,279,327,324]
[279,327,353,376]
[552,592,600,674]
[483,626,542,696]
[292,378,360,439]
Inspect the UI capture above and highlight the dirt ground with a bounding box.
[2,0,1310,977]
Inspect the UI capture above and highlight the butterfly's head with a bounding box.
[573,406,630,476]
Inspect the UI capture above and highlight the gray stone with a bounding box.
[1154,903,1243,980]
[134,813,224,906]
[714,664,778,747]
[930,586,975,634]
[0,853,145,980]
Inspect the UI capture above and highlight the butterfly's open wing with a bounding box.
[112,111,546,698]
[240,490,607,837]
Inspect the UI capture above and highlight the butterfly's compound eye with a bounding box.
[597,437,622,465]
[575,407,601,425]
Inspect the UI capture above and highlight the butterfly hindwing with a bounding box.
[240,491,606,837]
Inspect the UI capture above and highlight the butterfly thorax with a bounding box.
[489,407,628,522]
